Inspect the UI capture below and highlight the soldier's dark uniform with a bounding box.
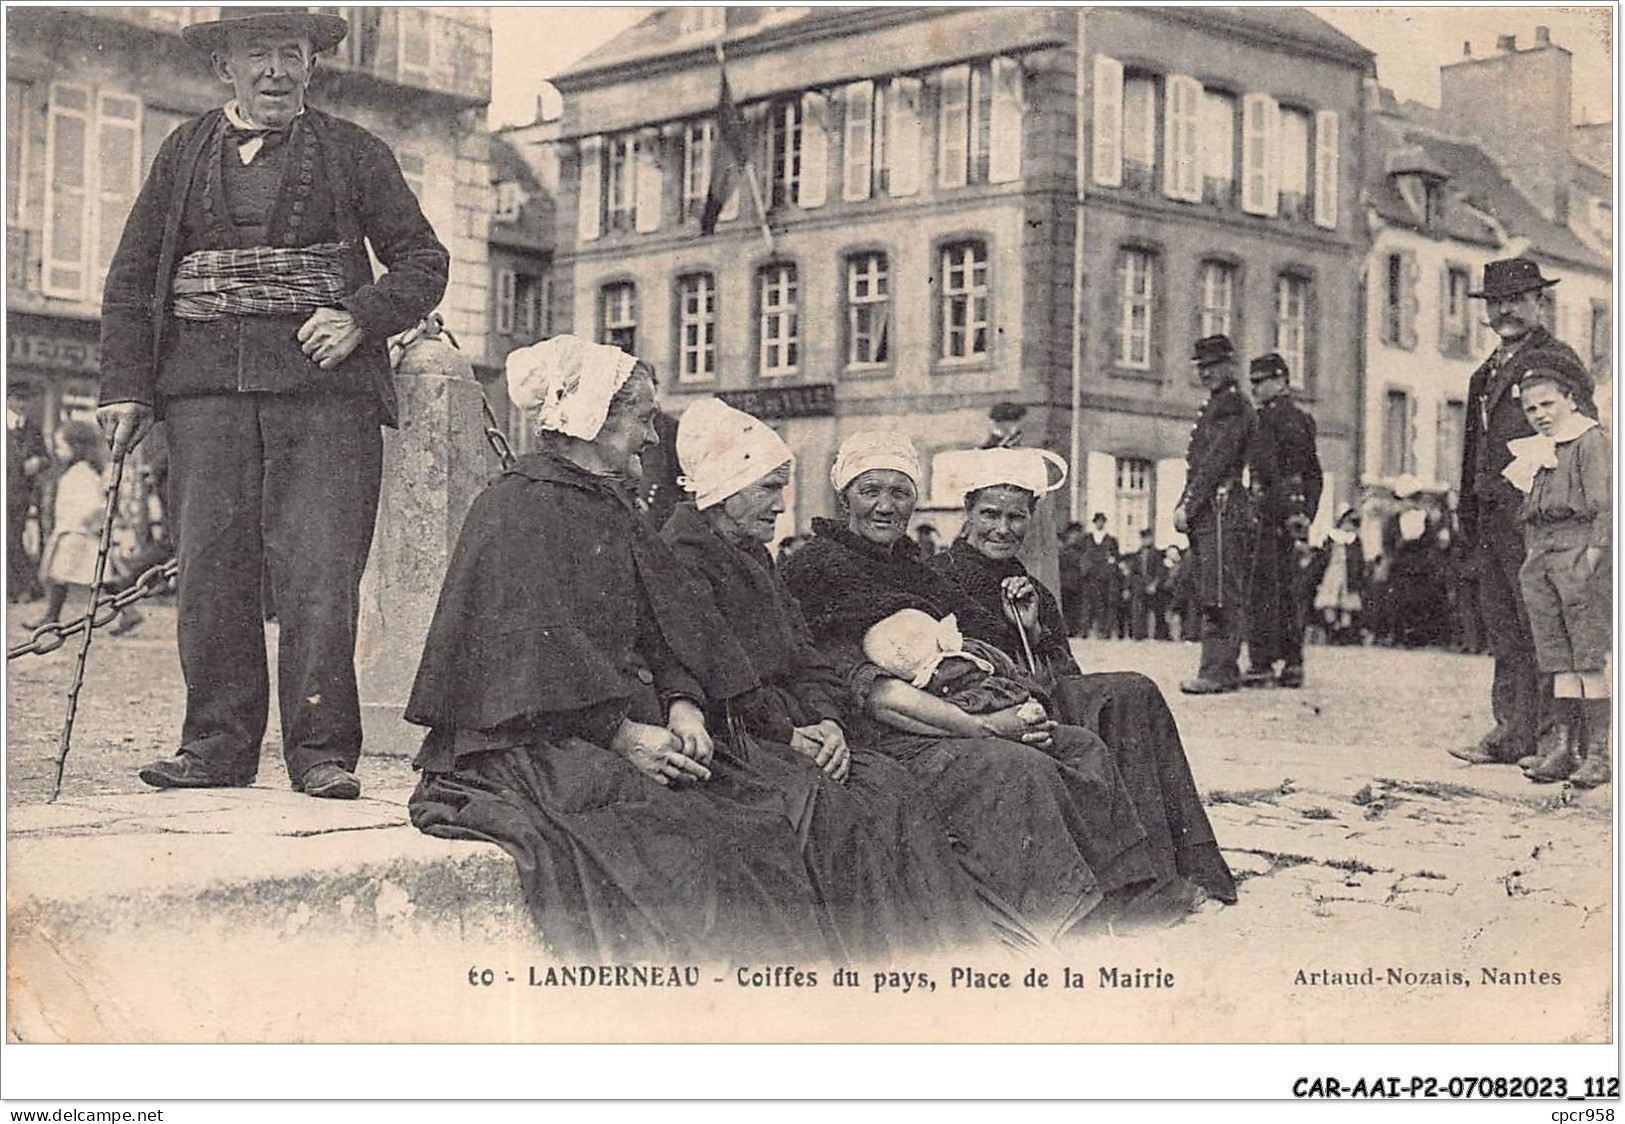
[1457,271,1594,761]
[1179,336,1257,693]
[1244,354,1323,687]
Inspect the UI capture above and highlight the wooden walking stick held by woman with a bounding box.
[49,450,125,803]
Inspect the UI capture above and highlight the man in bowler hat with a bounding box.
[1177,335,1257,694]
[97,8,449,798]
[1242,352,1322,688]
[1450,257,1594,765]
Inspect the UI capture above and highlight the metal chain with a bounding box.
[479,392,516,470]
[8,556,178,660]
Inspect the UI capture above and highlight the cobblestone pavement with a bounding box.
[6,605,1614,1042]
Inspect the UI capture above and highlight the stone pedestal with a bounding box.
[356,348,497,757]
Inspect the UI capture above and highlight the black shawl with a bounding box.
[930,537,1083,682]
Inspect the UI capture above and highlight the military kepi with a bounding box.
[181,6,349,53]
[1469,256,1560,300]
[1191,334,1236,366]
[1249,353,1290,383]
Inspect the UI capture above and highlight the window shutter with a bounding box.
[495,268,516,335]
[634,128,662,233]
[1163,75,1201,202]
[888,76,923,197]
[798,91,828,208]
[577,135,602,242]
[1401,251,1419,349]
[842,80,874,201]
[1313,109,1339,229]
[92,91,141,289]
[988,55,1023,183]
[937,64,970,189]
[1091,55,1123,187]
[1154,457,1188,546]
[43,82,91,299]
[1085,451,1117,533]
[1241,92,1277,216]
[1437,266,1450,355]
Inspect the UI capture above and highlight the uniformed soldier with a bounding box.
[1176,335,1257,694]
[1449,258,1595,766]
[1242,353,1323,688]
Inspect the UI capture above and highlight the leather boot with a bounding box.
[1570,699,1612,789]
[1524,721,1579,783]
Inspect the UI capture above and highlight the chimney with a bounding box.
[1442,28,1573,224]
[1462,41,1472,58]
[1535,26,1551,46]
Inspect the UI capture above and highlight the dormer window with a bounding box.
[1422,180,1444,228]
[495,181,524,222]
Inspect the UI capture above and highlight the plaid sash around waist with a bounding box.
[170,242,349,321]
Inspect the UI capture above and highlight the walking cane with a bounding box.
[49,450,126,803]
[1002,586,1040,677]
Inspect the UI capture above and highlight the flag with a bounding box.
[700,64,751,235]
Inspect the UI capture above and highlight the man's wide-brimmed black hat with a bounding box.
[1249,353,1290,383]
[182,6,349,54]
[1469,256,1560,301]
[1191,334,1236,366]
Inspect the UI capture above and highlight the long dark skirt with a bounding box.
[1049,672,1238,903]
[866,726,1157,944]
[410,734,1002,962]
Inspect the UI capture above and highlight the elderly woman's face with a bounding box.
[963,485,1033,562]
[844,469,916,545]
[717,463,790,546]
[591,372,660,476]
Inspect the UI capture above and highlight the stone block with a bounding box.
[356,332,499,757]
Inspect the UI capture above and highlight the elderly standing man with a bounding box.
[97,7,449,798]
[1450,258,1594,767]
[1175,335,1257,695]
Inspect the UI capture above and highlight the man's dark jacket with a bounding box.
[1180,382,1256,519]
[1459,325,1593,547]
[1249,395,1323,527]
[98,107,449,427]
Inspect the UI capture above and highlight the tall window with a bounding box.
[599,282,637,352]
[1115,458,1153,543]
[1441,266,1471,355]
[676,273,717,382]
[1200,90,1236,204]
[1383,254,1404,345]
[43,83,142,300]
[681,121,713,224]
[1198,260,1234,339]
[1436,399,1466,485]
[495,269,549,339]
[939,241,989,362]
[397,7,434,84]
[1381,388,1415,478]
[1274,274,1309,388]
[845,252,891,370]
[1277,106,1312,219]
[603,133,637,233]
[758,264,799,377]
[1121,74,1158,191]
[1117,248,1156,370]
[767,99,802,211]
[937,62,996,188]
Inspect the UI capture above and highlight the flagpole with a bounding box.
[715,41,775,256]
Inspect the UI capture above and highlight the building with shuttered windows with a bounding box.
[5,6,491,453]
[1359,32,1610,497]
[550,6,1373,543]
